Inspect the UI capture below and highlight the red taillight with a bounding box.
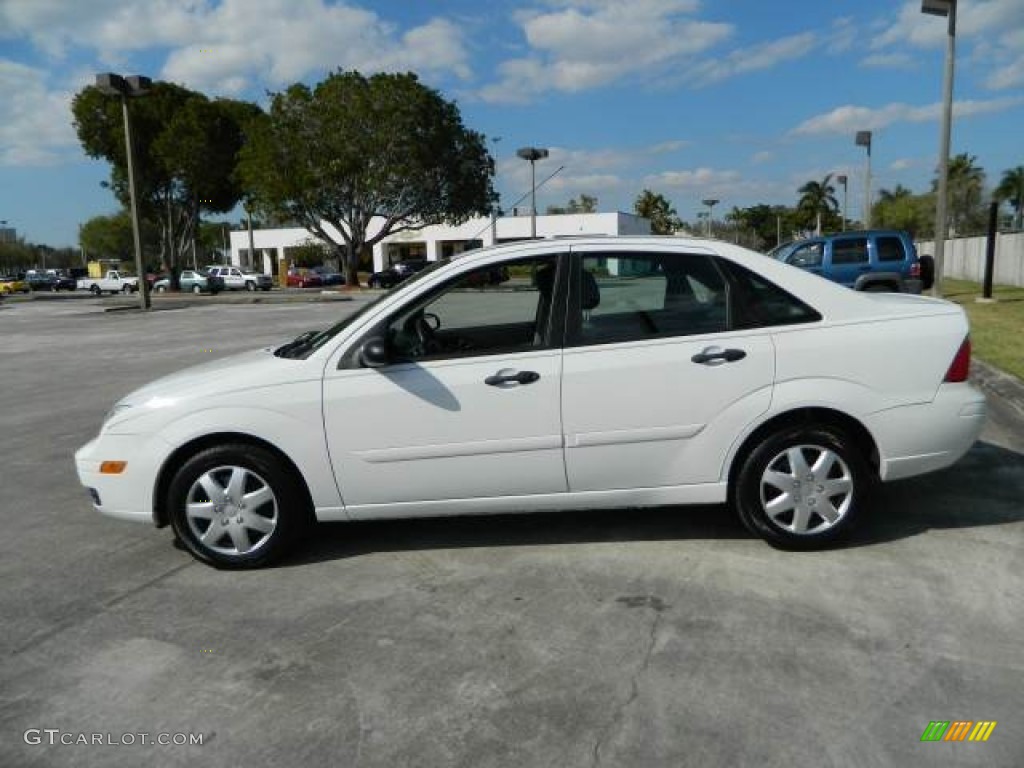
[944,337,971,383]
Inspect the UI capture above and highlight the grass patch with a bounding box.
[941,278,1024,380]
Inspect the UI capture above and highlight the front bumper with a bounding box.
[75,434,166,524]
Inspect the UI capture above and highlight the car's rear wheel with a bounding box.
[156,284,168,293]
[192,284,202,294]
[122,284,133,294]
[90,284,101,296]
[733,425,870,549]
[167,443,310,568]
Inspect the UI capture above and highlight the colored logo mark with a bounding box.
[920,720,997,742]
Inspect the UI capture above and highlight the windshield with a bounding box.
[274,258,449,359]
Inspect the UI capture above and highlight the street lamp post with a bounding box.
[921,0,957,297]
[701,198,719,237]
[836,174,848,231]
[516,146,549,239]
[95,73,151,310]
[855,131,872,229]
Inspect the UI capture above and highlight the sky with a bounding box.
[1,0,1022,248]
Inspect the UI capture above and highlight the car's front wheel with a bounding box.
[192,284,202,294]
[733,425,870,549]
[167,443,310,568]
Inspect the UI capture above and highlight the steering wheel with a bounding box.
[413,312,443,355]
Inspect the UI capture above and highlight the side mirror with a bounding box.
[360,336,391,368]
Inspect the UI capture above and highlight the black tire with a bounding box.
[863,283,895,293]
[918,255,935,291]
[156,284,168,293]
[122,284,133,294]
[245,281,256,292]
[192,284,202,294]
[166,443,311,569]
[732,425,871,550]
[90,284,101,296]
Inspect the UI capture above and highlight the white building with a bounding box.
[228,211,651,277]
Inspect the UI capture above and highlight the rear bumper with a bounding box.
[867,383,986,481]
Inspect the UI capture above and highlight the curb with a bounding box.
[971,358,1024,419]
[102,292,357,312]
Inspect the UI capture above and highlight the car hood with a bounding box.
[120,348,317,406]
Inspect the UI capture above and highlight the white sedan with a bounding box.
[76,237,986,568]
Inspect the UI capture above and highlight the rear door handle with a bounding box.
[691,347,746,365]
[485,369,540,386]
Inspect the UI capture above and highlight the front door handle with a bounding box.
[485,369,540,386]
[691,347,746,365]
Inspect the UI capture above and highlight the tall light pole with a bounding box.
[701,198,719,237]
[95,73,151,310]
[922,0,957,297]
[836,174,848,230]
[855,131,872,229]
[516,146,549,239]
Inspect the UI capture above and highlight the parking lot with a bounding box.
[1,297,1022,767]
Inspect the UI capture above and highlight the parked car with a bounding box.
[367,258,430,288]
[768,230,931,293]
[76,236,985,568]
[312,266,345,286]
[77,270,139,295]
[286,268,324,288]
[0,276,31,294]
[205,265,273,291]
[27,273,76,291]
[153,269,223,294]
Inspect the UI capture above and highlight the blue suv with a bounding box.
[768,230,932,293]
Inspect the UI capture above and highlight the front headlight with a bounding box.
[103,403,133,428]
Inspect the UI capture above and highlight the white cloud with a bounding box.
[890,158,914,171]
[860,52,915,69]
[479,1,732,103]
[870,0,1024,90]
[751,151,775,165]
[643,168,741,189]
[691,32,817,84]
[792,97,1024,135]
[0,1,472,97]
[0,60,78,166]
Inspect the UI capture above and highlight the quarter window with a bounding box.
[876,236,906,262]
[716,260,822,328]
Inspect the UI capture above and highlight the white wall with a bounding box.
[916,232,1024,287]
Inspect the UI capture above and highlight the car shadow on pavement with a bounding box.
[845,439,1024,548]
[281,440,1023,566]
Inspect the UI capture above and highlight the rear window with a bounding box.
[876,236,906,262]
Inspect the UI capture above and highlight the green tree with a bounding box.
[726,204,799,251]
[797,174,839,235]
[995,165,1024,230]
[936,153,986,235]
[633,189,682,234]
[239,70,496,285]
[79,212,135,261]
[72,83,260,286]
[871,187,934,238]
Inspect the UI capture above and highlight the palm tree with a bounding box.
[995,166,1024,230]
[936,153,985,235]
[797,174,839,235]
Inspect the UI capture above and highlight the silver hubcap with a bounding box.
[760,444,853,535]
[185,465,278,556]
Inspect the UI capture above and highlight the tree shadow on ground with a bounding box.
[280,440,1024,566]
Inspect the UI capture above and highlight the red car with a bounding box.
[286,269,323,288]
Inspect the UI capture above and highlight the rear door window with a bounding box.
[831,238,869,265]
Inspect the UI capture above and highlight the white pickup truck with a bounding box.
[78,270,140,295]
